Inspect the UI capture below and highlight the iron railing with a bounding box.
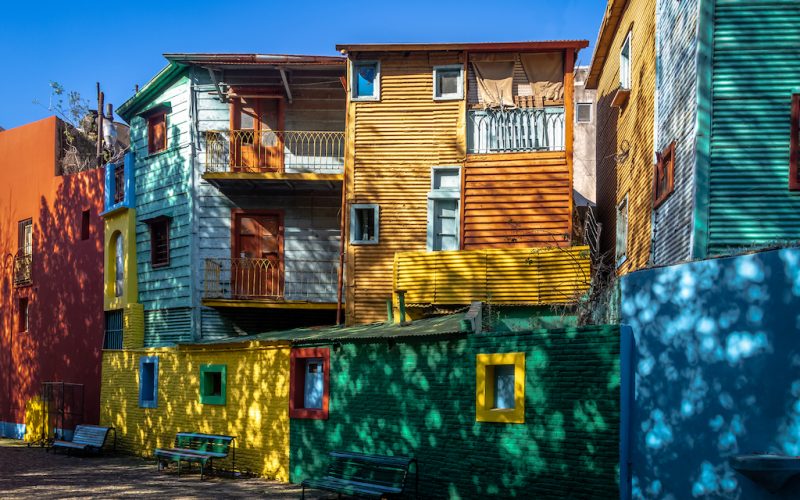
[467,107,565,154]
[203,257,339,303]
[205,130,345,174]
[13,252,32,287]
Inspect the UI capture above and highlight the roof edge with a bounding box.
[336,40,589,53]
[586,0,628,89]
[117,62,186,122]
[163,53,345,65]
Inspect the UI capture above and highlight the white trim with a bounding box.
[350,204,380,245]
[351,60,381,102]
[432,65,464,101]
[620,31,632,90]
[427,167,461,251]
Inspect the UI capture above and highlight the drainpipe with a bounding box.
[395,289,407,325]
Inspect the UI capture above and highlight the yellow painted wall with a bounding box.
[104,209,138,310]
[594,0,656,276]
[100,343,291,480]
[23,396,48,443]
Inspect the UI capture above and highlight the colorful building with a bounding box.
[0,116,105,438]
[335,41,592,324]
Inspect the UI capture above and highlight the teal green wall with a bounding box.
[290,325,620,499]
[707,0,800,254]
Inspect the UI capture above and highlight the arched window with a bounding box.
[112,232,124,297]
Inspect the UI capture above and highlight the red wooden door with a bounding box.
[232,213,284,298]
[232,98,283,172]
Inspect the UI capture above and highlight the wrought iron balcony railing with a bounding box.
[13,252,32,287]
[467,107,565,154]
[205,130,345,174]
[203,257,339,303]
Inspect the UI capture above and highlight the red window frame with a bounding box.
[147,111,167,154]
[289,347,330,420]
[790,94,800,191]
[654,141,676,208]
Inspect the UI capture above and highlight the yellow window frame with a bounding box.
[476,352,525,424]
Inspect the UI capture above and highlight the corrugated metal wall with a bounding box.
[651,0,700,265]
[463,151,571,248]
[143,307,192,346]
[708,0,800,253]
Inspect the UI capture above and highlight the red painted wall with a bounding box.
[0,116,105,432]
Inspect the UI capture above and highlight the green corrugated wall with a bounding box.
[708,0,800,253]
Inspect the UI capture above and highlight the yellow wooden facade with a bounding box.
[588,0,656,276]
[100,342,291,480]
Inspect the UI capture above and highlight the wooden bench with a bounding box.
[51,425,113,455]
[302,451,418,499]
[153,432,235,479]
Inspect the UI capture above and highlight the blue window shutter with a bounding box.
[124,151,136,208]
[138,356,158,408]
[104,162,113,211]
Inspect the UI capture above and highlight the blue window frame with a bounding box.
[139,356,159,408]
[352,61,380,101]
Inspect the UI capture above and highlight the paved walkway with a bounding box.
[0,438,328,499]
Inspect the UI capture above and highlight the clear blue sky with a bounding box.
[0,0,605,129]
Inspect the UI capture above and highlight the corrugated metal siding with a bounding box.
[708,0,800,253]
[394,246,590,305]
[651,0,699,265]
[346,52,465,324]
[464,151,571,248]
[144,307,192,346]
[594,0,656,275]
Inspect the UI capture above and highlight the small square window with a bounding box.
[654,142,676,207]
[433,65,464,101]
[139,356,159,408]
[350,204,379,245]
[147,217,171,268]
[576,103,593,123]
[148,112,167,154]
[476,353,525,423]
[290,348,330,419]
[200,364,227,405]
[18,297,29,333]
[351,61,380,101]
[80,210,90,240]
[616,196,629,267]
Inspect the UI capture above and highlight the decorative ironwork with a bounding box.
[13,252,32,287]
[203,257,339,302]
[467,107,565,154]
[205,130,345,174]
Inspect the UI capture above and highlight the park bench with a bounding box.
[301,451,418,499]
[153,432,235,479]
[51,425,114,455]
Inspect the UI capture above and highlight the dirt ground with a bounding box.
[0,438,329,499]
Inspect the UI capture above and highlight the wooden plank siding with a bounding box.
[592,0,656,276]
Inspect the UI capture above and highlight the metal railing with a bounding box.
[467,107,565,154]
[13,252,32,287]
[205,130,345,174]
[203,257,339,302]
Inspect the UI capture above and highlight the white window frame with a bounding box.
[576,102,593,123]
[432,65,464,101]
[616,195,629,267]
[620,31,632,90]
[427,166,461,251]
[350,61,381,102]
[350,204,380,245]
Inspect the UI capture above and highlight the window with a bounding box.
[18,297,29,333]
[576,102,593,123]
[113,232,124,297]
[476,352,525,423]
[791,93,800,190]
[148,217,171,268]
[620,31,632,90]
[433,65,464,101]
[427,167,461,251]
[147,111,167,154]
[139,356,159,408]
[18,219,32,256]
[616,196,629,267]
[114,163,125,204]
[350,204,379,245]
[351,61,380,101]
[103,310,123,350]
[80,210,90,240]
[654,142,676,207]
[290,348,330,419]
[199,365,227,405]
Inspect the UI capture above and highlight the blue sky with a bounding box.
[0,0,605,129]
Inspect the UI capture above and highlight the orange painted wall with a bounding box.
[0,116,105,432]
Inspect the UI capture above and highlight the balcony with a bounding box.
[203,257,340,309]
[204,130,345,190]
[394,246,590,306]
[467,107,565,154]
[12,252,32,287]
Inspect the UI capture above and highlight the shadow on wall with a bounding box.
[621,247,800,498]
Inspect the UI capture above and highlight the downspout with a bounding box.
[336,59,349,325]
[188,66,201,339]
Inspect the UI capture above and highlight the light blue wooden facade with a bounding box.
[117,57,346,346]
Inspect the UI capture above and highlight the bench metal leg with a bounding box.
[301,485,305,500]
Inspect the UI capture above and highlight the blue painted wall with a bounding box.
[621,247,800,498]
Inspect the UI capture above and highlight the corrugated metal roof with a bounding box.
[183,313,470,347]
[163,53,344,66]
[336,41,589,53]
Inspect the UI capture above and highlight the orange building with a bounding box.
[0,117,105,439]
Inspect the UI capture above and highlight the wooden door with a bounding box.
[232,212,284,298]
[232,98,284,172]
